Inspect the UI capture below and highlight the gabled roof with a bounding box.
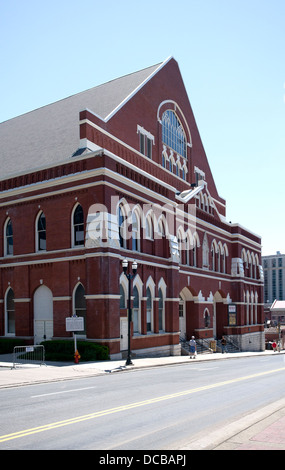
[0,60,168,180]
[271,300,285,311]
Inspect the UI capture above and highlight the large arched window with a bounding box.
[36,211,46,251]
[162,110,187,159]
[5,288,15,335]
[4,218,13,256]
[74,283,86,334]
[73,204,84,247]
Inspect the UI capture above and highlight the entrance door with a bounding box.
[120,318,128,351]
[34,285,53,343]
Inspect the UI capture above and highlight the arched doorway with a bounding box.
[34,285,53,343]
[179,287,196,339]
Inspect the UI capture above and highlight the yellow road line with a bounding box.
[1,366,284,443]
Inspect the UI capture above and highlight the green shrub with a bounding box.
[41,340,109,362]
[0,338,28,354]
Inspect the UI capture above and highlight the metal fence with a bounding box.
[13,345,45,368]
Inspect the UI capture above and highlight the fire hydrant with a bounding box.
[74,350,81,364]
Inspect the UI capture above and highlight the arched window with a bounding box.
[5,218,13,256]
[118,205,126,248]
[158,288,164,331]
[162,110,187,158]
[202,233,209,268]
[146,287,152,332]
[132,210,140,252]
[74,284,86,334]
[73,204,84,247]
[204,308,210,328]
[133,286,139,333]
[145,212,155,240]
[222,244,228,274]
[37,212,46,251]
[192,234,200,268]
[120,284,126,309]
[5,288,15,335]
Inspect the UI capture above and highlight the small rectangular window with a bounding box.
[146,137,152,158]
[139,132,145,155]
[138,125,154,159]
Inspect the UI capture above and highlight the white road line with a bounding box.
[31,386,96,398]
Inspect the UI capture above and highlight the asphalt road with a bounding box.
[0,354,284,450]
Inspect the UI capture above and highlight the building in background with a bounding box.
[0,57,264,357]
[262,251,285,324]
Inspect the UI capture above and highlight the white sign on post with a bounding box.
[66,317,84,332]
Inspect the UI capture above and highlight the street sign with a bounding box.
[66,317,84,332]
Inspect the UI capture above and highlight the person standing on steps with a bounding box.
[189,336,197,359]
[221,335,227,353]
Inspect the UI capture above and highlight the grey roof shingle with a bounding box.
[0,61,164,181]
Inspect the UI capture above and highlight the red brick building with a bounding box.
[0,57,264,358]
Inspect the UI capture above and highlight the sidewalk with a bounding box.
[1,349,285,450]
[0,349,280,389]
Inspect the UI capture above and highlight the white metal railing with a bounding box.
[13,345,45,368]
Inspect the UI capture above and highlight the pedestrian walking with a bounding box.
[189,336,197,359]
[221,336,227,353]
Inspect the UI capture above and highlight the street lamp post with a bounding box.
[122,259,138,366]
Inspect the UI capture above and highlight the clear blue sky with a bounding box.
[1,0,284,256]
